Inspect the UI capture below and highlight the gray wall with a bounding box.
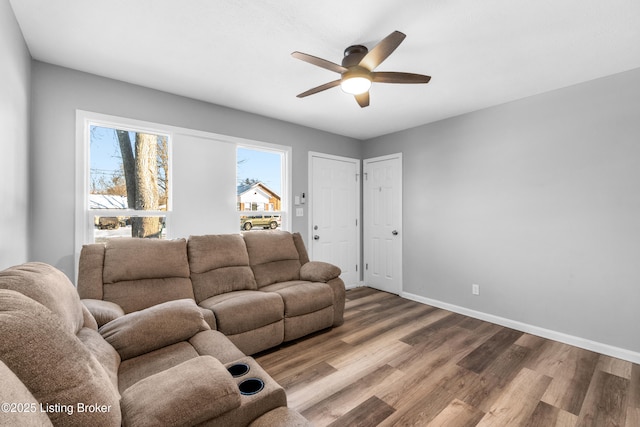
[363,68,640,354]
[0,0,30,269]
[30,61,361,279]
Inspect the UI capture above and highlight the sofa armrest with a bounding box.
[121,356,241,427]
[198,305,217,329]
[300,261,341,282]
[99,299,210,360]
[82,298,125,327]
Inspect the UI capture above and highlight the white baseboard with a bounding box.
[345,281,366,290]
[401,291,640,364]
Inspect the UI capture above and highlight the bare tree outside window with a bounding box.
[90,125,169,240]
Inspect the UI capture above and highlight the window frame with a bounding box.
[236,142,292,232]
[75,111,174,256]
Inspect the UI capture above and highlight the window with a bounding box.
[76,111,291,265]
[77,112,172,245]
[236,145,289,231]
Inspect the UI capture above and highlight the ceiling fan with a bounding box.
[292,31,431,108]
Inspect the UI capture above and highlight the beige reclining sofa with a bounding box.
[78,231,346,355]
[0,262,310,426]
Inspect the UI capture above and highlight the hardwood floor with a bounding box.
[255,287,640,426]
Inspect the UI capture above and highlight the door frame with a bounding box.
[363,152,403,294]
[308,151,361,286]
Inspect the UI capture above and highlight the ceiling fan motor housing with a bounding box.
[342,45,369,68]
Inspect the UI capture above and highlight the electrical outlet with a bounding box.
[472,284,480,295]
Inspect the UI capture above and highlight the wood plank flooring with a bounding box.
[255,287,639,426]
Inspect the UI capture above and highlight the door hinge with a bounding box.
[355,264,358,272]
[365,263,368,270]
[355,218,358,227]
[356,173,359,182]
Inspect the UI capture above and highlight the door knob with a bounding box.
[392,230,398,236]
[314,235,320,240]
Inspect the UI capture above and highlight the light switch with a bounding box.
[296,208,304,217]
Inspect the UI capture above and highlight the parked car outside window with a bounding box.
[240,215,281,231]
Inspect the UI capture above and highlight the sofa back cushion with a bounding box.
[77,243,106,299]
[0,289,121,426]
[187,234,257,302]
[0,262,85,335]
[102,238,194,313]
[243,231,302,287]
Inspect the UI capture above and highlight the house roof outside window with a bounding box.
[237,182,280,201]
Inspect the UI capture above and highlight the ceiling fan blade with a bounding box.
[291,51,348,74]
[355,92,370,108]
[359,31,406,71]
[296,79,341,98]
[372,72,431,84]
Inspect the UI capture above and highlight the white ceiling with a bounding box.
[10,0,640,140]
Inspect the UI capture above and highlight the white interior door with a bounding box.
[364,153,402,294]
[309,153,360,287]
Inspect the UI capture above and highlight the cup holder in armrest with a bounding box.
[238,378,264,396]
[227,363,250,378]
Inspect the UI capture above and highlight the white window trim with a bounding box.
[75,111,174,274]
[75,110,292,281]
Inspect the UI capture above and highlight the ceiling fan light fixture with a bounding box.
[340,69,372,95]
[293,31,430,107]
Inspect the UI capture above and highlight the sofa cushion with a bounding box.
[99,299,209,360]
[0,262,84,334]
[260,281,334,317]
[118,342,199,393]
[82,298,125,327]
[188,234,258,302]
[243,231,302,287]
[101,238,195,313]
[0,360,54,427]
[0,289,121,426]
[199,290,284,335]
[103,277,195,314]
[121,356,241,427]
[226,322,285,356]
[189,330,246,364]
[103,238,190,283]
